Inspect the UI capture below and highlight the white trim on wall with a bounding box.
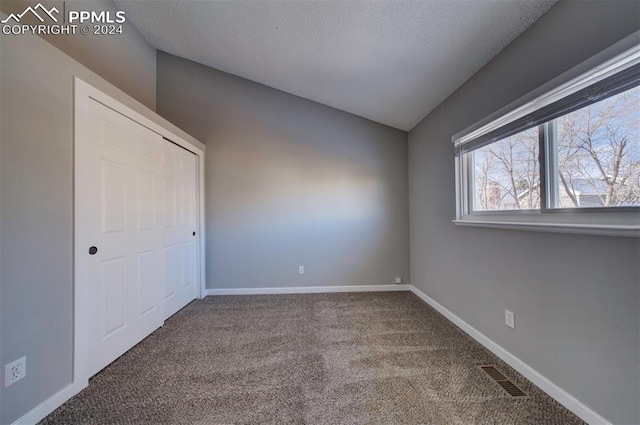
[204,284,411,296]
[11,382,86,425]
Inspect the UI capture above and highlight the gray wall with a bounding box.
[408,1,640,424]
[0,0,157,109]
[156,52,410,290]
[0,33,201,424]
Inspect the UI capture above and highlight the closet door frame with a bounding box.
[73,77,206,389]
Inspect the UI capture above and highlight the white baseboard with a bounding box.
[12,381,86,425]
[409,285,611,425]
[204,284,411,296]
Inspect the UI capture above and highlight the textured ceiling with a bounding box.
[115,0,557,131]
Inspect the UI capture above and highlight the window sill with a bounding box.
[453,219,640,237]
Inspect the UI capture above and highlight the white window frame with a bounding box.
[452,33,640,237]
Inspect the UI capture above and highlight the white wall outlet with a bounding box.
[395,277,402,284]
[298,266,304,275]
[505,310,515,329]
[5,356,26,387]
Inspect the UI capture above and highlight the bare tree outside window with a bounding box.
[473,127,539,211]
[554,86,640,208]
[471,85,639,211]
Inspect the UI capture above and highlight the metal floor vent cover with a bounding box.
[478,365,528,398]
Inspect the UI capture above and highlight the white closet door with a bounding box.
[161,141,198,318]
[85,99,197,377]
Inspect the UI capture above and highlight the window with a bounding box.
[453,42,640,236]
[550,86,640,209]
[472,127,540,212]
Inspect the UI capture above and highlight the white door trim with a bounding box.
[73,77,206,389]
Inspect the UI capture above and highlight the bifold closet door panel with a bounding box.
[160,140,198,319]
[86,99,166,377]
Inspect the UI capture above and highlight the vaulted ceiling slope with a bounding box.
[116,0,556,131]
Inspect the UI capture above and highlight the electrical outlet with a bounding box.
[505,310,515,329]
[5,356,26,387]
[394,277,402,284]
[298,266,304,275]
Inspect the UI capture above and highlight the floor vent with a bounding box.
[478,365,528,398]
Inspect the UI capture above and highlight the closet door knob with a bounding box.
[89,246,98,255]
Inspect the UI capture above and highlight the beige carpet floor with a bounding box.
[41,292,584,424]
